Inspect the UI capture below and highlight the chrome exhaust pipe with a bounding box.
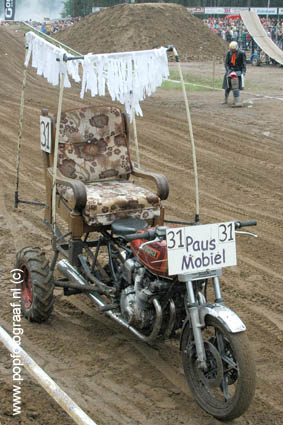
[57,259,163,344]
[164,299,176,339]
[57,258,89,287]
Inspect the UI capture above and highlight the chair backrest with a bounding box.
[56,105,132,183]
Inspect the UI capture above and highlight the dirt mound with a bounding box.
[54,3,227,61]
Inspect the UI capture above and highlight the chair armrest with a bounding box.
[47,168,87,211]
[132,166,169,200]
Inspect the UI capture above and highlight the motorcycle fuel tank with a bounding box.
[130,231,169,277]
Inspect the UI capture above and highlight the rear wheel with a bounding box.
[15,247,54,322]
[181,316,256,421]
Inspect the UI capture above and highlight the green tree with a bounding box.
[61,0,94,17]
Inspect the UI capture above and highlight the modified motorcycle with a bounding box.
[16,216,257,421]
[14,41,256,421]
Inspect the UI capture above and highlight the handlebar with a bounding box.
[124,229,157,242]
[124,221,257,242]
[234,220,257,229]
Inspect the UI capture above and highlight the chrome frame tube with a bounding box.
[213,276,223,303]
[57,259,163,344]
[88,293,162,344]
[186,281,207,369]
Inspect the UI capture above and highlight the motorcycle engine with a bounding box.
[120,258,170,330]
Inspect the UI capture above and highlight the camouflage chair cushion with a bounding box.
[58,180,160,226]
[57,106,132,183]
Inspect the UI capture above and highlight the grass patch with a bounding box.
[162,69,222,92]
[162,69,257,92]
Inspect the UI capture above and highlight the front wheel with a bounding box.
[181,316,256,421]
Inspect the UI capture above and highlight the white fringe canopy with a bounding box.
[24,31,169,120]
[25,32,81,88]
[80,49,169,119]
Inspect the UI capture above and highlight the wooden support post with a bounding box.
[52,73,65,235]
[212,56,216,90]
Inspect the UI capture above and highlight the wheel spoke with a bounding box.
[215,329,238,400]
[221,375,231,400]
[222,354,237,369]
[216,328,225,355]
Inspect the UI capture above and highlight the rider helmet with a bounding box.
[229,41,238,51]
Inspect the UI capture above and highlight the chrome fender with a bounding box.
[180,303,246,351]
[199,303,246,333]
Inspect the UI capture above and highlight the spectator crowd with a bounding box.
[204,16,283,51]
[1,17,81,34]
[34,18,81,34]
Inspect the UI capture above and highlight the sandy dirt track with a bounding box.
[0,27,283,425]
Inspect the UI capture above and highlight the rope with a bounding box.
[15,49,28,208]
[173,47,200,223]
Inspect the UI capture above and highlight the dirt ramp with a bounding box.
[54,3,227,61]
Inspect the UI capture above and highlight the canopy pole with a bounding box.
[170,46,200,224]
[52,73,65,235]
[14,48,28,208]
[212,56,216,90]
[132,114,140,168]
[128,91,140,168]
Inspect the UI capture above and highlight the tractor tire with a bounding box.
[15,247,54,322]
[251,56,260,67]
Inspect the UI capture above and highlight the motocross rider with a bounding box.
[222,41,246,107]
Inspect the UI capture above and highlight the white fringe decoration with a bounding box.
[25,31,81,88]
[24,31,169,120]
[80,48,169,120]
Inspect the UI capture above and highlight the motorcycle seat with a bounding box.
[111,217,148,236]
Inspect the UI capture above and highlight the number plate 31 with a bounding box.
[40,116,52,153]
[166,222,237,276]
